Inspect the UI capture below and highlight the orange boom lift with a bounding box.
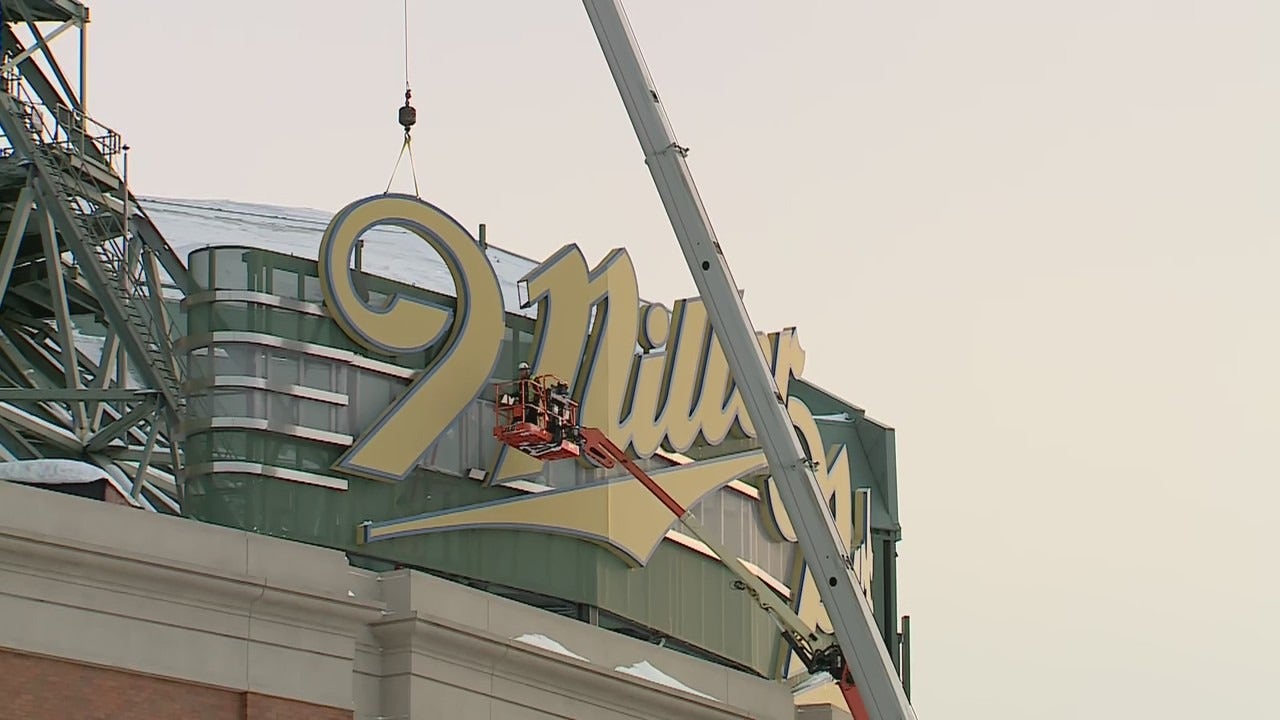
[494,375,873,719]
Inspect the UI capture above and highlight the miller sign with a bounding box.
[317,194,872,698]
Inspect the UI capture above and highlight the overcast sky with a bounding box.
[73,1,1279,717]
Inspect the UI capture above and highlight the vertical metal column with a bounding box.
[900,615,912,701]
[78,9,86,114]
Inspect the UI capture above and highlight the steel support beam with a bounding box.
[0,327,43,390]
[0,399,80,450]
[77,4,84,113]
[0,177,35,306]
[38,207,87,434]
[2,26,73,112]
[5,0,82,111]
[130,417,160,499]
[0,387,151,401]
[0,1,182,511]
[0,413,39,458]
[0,317,66,386]
[2,30,190,298]
[0,96,181,418]
[0,17,76,75]
[87,327,118,431]
[132,216,190,295]
[899,616,911,701]
[140,244,179,383]
[85,393,155,451]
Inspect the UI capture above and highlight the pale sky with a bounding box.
[79,1,1279,717]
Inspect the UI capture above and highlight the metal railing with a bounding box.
[43,143,186,396]
[2,65,185,407]
[0,63,123,171]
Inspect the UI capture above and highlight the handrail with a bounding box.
[0,64,122,170]
[2,64,185,401]
[41,138,186,375]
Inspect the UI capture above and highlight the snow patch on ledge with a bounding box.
[790,670,834,696]
[0,459,112,485]
[511,633,590,663]
[614,660,719,702]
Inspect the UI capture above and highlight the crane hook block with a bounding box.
[398,88,417,133]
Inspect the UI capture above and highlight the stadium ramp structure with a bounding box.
[0,0,191,512]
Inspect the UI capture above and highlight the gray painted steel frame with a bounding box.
[0,2,189,510]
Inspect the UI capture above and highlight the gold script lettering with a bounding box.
[758,397,851,546]
[365,449,769,566]
[620,300,807,456]
[318,194,505,482]
[487,246,638,485]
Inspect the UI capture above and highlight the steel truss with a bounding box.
[0,0,190,512]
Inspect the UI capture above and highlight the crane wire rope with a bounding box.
[385,0,420,196]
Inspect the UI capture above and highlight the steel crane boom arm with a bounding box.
[575,427,870,719]
[579,3,917,719]
[576,428,838,667]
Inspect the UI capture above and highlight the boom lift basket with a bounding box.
[493,374,582,462]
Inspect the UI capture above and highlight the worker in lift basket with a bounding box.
[517,361,540,427]
[547,380,572,445]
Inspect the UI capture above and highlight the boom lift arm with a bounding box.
[576,427,870,719]
[577,3,917,719]
[494,383,871,717]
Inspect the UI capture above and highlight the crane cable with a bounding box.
[385,0,420,196]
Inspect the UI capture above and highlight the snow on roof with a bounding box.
[140,196,542,318]
[613,660,720,702]
[0,458,112,485]
[511,633,590,663]
[510,633,729,702]
[789,670,834,696]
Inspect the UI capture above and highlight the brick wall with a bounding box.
[0,649,352,720]
[242,693,353,720]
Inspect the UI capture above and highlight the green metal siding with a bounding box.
[184,465,780,674]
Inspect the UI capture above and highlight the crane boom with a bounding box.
[494,376,869,716]
[579,3,917,719]
[575,428,840,669]
[574,427,869,718]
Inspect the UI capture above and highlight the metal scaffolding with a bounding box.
[0,0,190,512]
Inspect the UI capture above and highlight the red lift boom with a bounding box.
[494,379,872,718]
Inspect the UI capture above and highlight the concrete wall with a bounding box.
[0,480,800,719]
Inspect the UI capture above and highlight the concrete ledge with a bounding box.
[374,569,797,719]
[0,480,384,711]
[797,703,854,720]
[0,480,804,719]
